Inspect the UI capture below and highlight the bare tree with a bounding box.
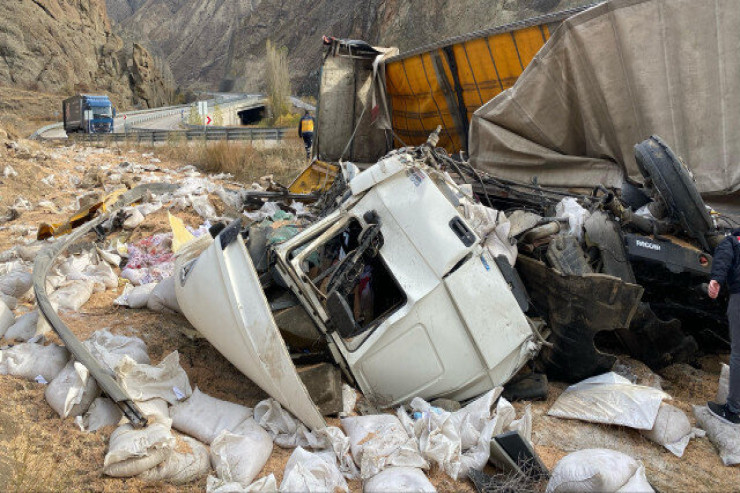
[264,40,291,124]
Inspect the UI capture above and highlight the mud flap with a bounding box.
[516,256,643,383]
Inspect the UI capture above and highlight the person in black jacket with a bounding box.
[708,228,740,424]
[298,110,315,159]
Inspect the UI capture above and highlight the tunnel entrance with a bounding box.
[238,105,267,125]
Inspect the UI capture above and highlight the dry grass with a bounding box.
[123,139,308,185]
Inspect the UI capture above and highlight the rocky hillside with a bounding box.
[108,0,596,94]
[0,0,174,109]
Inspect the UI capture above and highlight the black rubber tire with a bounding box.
[634,136,713,246]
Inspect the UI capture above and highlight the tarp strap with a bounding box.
[442,46,469,153]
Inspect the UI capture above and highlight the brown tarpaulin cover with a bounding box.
[469,0,740,194]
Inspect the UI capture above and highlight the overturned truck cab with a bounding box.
[174,154,539,429]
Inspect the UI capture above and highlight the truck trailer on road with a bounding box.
[62,95,115,134]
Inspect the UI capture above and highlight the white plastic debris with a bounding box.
[253,398,321,448]
[342,414,427,479]
[138,434,211,484]
[208,474,278,493]
[640,403,703,457]
[316,426,360,480]
[0,269,33,300]
[123,208,145,230]
[0,342,69,381]
[114,283,156,308]
[340,384,358,417]
[3,165,18,178]
[84,329,150,370]
[49,279,94,311]
[116,351,192,405]
[210,419,274,486]
[460,200,517,266]
[191,194,217,220]
[0,298,16,337]
[170,387,253,444]
[546,449,654,493]
[280,447,349,493]
[45,361,99,418]
[103,418,176,477]
[717,363,730,405]
[76,397,122,432]
[556,197,591,241]
[4,310,39,341]
[363,467,437,493]
[693,405,740,466]
[146,276,181,314]
[547,372,668,430]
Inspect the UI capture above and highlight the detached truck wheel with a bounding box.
[634,136,713,249]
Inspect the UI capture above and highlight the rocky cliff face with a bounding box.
[111,0,258,91]
[0,0,173,108]
[108,0,596,94]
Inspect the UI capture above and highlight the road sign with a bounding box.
[198,101,208,116]
[206,116,212,125]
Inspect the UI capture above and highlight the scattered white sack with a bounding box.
[363,467,437,493]
[316,426,360,480]
[4,310,39,341]
[103,418,176,477]
[123,208,145,229]
[0,293,17,311]
[41,174,55,187]
[97,247,121,267]
[114,283,156,309]
[717,364,730,405]
[280,446,349,493]
[0,298,16,337]
[139,434,211,484]
[0,269,33,300]
[113,283,155,308]
[254,398,321,448]
[342,414,427,479]
[407,388,502,480]
[210,419,274,486]
[640,403,703,457]
[137,202,163,216]
[170,387,253,444]
[3,165,18,178]
[0,342,69,381]
[546,449,654,493]
[693,405,740,466]
[207,474,278,493]
[81,262,118,292]
[508,404,533,444]
[555,197,591,241]
[116,351,192,405]
[76,397,122,432]
[146,276,181,314]
[136,398,170,421]
[547,372,668,430]
[49,279,94,311]
[84,329,150,370]
[45,361,100,418]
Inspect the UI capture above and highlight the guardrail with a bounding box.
[30,95,259,139]
[71,127,287,144]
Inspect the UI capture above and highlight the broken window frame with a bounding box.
[285,212,408,352]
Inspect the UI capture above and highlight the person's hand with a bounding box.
[708,280,721,299]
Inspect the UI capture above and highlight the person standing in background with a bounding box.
[298,110,315,159]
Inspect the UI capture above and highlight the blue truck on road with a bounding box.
[62,95,116,134]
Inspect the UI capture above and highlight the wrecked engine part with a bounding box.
[546,235,592,276]
[517,256,643,383]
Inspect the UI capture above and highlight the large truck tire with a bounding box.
[634,136,713,249]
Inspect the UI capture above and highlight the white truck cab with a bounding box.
[175,154,538,429]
